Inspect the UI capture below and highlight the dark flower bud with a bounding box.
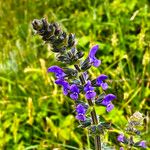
[64,68,78,77]
[81,57,91,70]
[134,130,140,135]
[68,33,75,47]
[52,45,66,53]
[32,19,44,31]
[123,137,129,144]
[70,79,81,85]
[76,51,84,59]
[53,23,61,36]
[67,51,73,58]
[56,54,71,63]
[91,79,97,86]
[126,126,141,135]
[70,47,76,56]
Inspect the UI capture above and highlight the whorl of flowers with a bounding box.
[117,112,147,149]
[32,18,116,150]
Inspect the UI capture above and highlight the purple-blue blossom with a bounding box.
[89,45,101,67]
[70,84,80,100]
[96,74,108,90]
[84,81,96,100]
[101,94,116,112]
[76,104,86,121]
[47,65,66,79]
[76,114,86,121]
[117,134,124,142]
[120,147,124,150]
[55,79,70,95]
[76,104,86,114]
[106,103,114,112]
[139,141,146,148]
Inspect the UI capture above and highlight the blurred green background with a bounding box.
[0,0,149,149]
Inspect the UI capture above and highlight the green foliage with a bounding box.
[0,0,149,149]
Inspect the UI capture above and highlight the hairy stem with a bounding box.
[87,100,101,150]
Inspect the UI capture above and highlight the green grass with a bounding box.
[0,0,149,149]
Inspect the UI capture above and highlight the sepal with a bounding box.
[95,93,106,105]
[64,68,78,78]
[81,57,91,70]
[78,118,92,128]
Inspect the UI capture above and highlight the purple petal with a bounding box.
[63,88,69,95]
[89,45,99,58]
[70,92,78,100]
[106,103,114,112]
[84,81,94,92]
[92,58,101,67]
[76,114,86,121]
[96,75,108,87]
[101,94,116,106]
[120,147,124,150]
[55,79,70,95]
[86,91,96,100]
[139,141,147,148]
[55,79,69,88]
[47,66,66,78]
[76,104,86,114]
[117,134,124,142]
[97,74,108,81]
[101,82,108,90]
[89,45,101,67]
[70,84,79,93]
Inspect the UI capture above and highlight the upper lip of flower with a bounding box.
[47,65,66,79]
[88,45,101,67]
[101,94,116,105]
[70,84,80,100]
[96,74,108,90]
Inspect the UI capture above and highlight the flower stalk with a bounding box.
[32,18,116,150]
[78,70,101,150]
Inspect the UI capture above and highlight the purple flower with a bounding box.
[70,84,80,100]
[76,114,86,121]
[76,104,86,121]
[47,66,66,79]
[55,79,70,95]
[106,103,114,112]
[139,141,146,148]
[84,81,96,100]
[101,94,116,112]
[76,104,86,114]
[120,147,124,150]
[89,45,101,67]
[96,74,108,90]
[117,134,124,143]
